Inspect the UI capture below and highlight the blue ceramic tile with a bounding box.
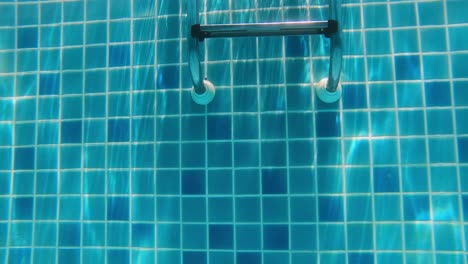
[423,55,449,80]
[132,197,155,221]
[35,197,57,220]
[420,28,447,52]
[263,225,289,250]
[83,197,105,221]
[59,249,80,264]
[40,49,60,71]
[347,224,373,250]
[451,53,468,79]
[181,143,205,167]
[108,119,130,142]
[85,224,106,246]
[14,147,35,170]
[108,250,129,264]
[83,171,105,194]
[63,48,83,70]
[432,195,459,221]
[134,0,156,17]
[12,172,33,195]
[41,3,61,24]
[404,195,430,221]
[233,62,257,85]
[109,45,130,67]
[183,251,206,264]
[132,144,154,168]
[318,224,345,250]
[63,1,83,22]
[62,72,83,94]
[61,121,82,143]
[424,82,451,107]
[237,253,261,264]
[86,22,107,44]
[261,141,287,166]
[291,225,316,251]
[371,111,397,136]
[426,109,453,135]
[347,195,372,221]
[157,224,180,248]
[394,55,420,80]
[363,4,388,28]
[39,73,60,95]
[110,0,130,19]
[263,197,288,222]
[156,117,179,141]
[87,0,107,20]
[316,112,341,137]
[429,138,455,163]
[60,146,81,169]
[209,224,234,249]
[316,139,341,166]
[0,5,15,26]
[157,65,179,89]
[398,110,425,135]
[41,26,61,47]
[182,197,207,222]
[157,17,180,39]
[235,197,260,222]
[156,143,180,168]
[375,195,401,221]
[372,139,398,165]
[418,1,444,25]
[208,197,232,222]
[83,249,105,263]
[344,139,369,165]
[343,111,369,136]
[207,142,232,167]
[84,120,105,143]
[342,84,367,109]
[400,138,426,164]
[134,19,155,41]
[446,0,468,24]
[208,115,231,140]
[58,223,80,246]
[346,168,371,193]
[458,138,468,163]
[108,171,129,194]
[107,196,129,221]
[393,29,419,53]
[376,224,402,250]
[286,60,310,83]
[182,225,206,249]
[434,224,462,251]
[63,24,83,46]
[59,197,81,220]
[132,224,155,248]
[106,22,128,44]
[18,4,38,25]
[17,28,38,48]
[374,167,399,193]
[182,170,205,195]
[85,46,107,69]
[319,196,344,222]
[15,123,35,146]
[456,109,468,134]
[234,170,259,195]
[17,50,38,72]
[0,53,14,73]
[366,30,391,54]
[8,249,31,264]
[348,253,374,264]
[262,169,287,194]
[390,3,416,26]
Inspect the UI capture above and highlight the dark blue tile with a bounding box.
[209,224,234,249]
[342,84,367,109]
[424,82,451,107]
[374,167,400,193]
[319,196,344,222]
[39,73,60,95]
[286,36,309,57]
[107,196,129,221]
[462,195,468,221]
[58,249,79,264]
[58,223,80,246]
[157,65,179,89]
[109,45,130,67]
[316,112,341,137]
[12,197,33,220]
[132,224,155,248]
[14,147,34,170]
[394,55,421,80]
[183,251,206,264]
[108,250,129,264]
[459,138,468,163]
[263,225,289,250]
[61,121,82,144]
[348,253,374,264]
[182,170,205,195]
[404,195,430,221]
[17,27,38,48]
[108,119,130,142]
[8,249,31,264]
[262,169,287,194]
[208,115,231,140]
[237,253,261,264]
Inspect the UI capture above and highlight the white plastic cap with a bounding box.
[191,79,216,105]
[315,78,342,103]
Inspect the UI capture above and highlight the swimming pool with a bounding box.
[0,0,467,263]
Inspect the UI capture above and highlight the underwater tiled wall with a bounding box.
[0,0,467,263]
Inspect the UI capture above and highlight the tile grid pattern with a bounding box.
[0,0,467,264]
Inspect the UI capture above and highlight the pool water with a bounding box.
[0,0,467,263]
